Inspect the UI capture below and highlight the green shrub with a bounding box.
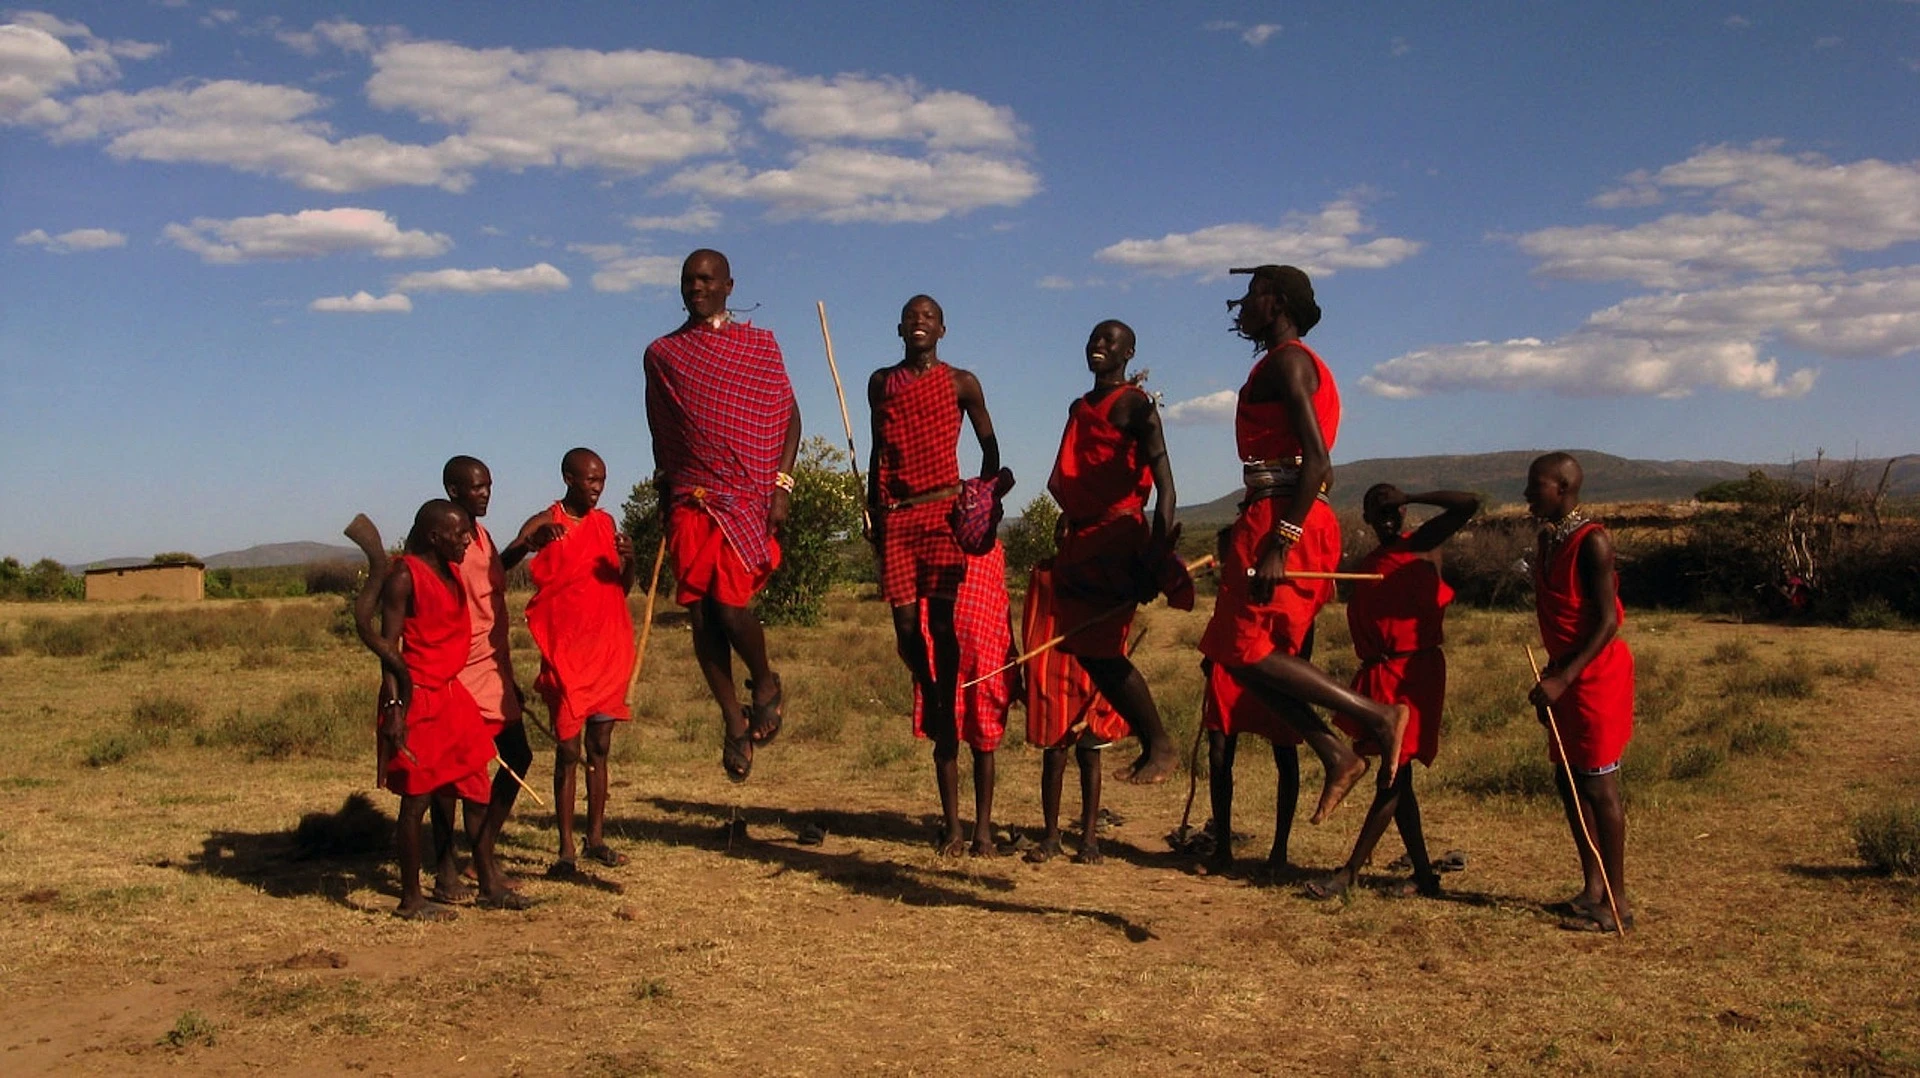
[82,731,153,768]
[1001,494,1060,581]
[131,694,202,733]
[1724,658,1817,701]
[1728,719,1796,757]
[1666,744,1725,781]
[162,1011,217,1049]
[1705,639,1754,666]
[1844,597,1906,630]
[24,617,104,656]
[1852,803,1920,876]
[203,686,365,760]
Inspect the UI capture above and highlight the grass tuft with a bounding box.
[1852,803,1920,876]
[1448,746,1556,800]
[1728,719,1796,757]
[1724,658,1818,701]
[131,693,202,732]
[201,686,365,760]
[1666,744,1725,781]
[162,1011,217,1049]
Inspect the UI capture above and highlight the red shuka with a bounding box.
[1022,561,1130,749]
[1200,661,1303,747]
[875,362,965,605]
[1047,384,1153,657]
[454,522,521,726]
[912,543,1014,752]
[1534,521,1635,770]
[385,554,494,799]
[526,504,637,741]
[1200,342,1343,666]
[1336,537,1450,767]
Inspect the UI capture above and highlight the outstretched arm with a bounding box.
[954,369,1000,478]
[1113,388,1177,543]
[502,509,561,569]
[1398,490,1482,553]
[1530,528,1622,707]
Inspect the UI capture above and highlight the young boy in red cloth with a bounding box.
[514,448,637,877]
[867,294,1002,856]
[911,542,1018,856]
[368,499,500,920]
[1306,485,1478,900]
[1526,452,1635,932]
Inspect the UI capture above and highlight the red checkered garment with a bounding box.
[875,362,965,604]
[911,543,1014,752]
[644,321,796,573]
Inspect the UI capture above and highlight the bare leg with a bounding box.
[1317,764,1410,896]
[969,747,998,855]
[1204,730,1237,875]
[1078,654,1179,785]
[1268,742,1300,876]
[1226,653,1405,823]
[552,733,582,867]
[1559,768,1630,922]
[1073,739,1104,864]
[584,719,614,854]
[393,792,449,918]
[473,720,530,899]
[1392,770,1438,895]
[715,602,781,740]
[428,791,465,900]
[1029,746,1068,862]
[933,739,964,855]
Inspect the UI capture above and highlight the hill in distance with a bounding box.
[75,541,361,573]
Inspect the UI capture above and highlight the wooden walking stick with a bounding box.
[1526,644,1627,938]
[816,301,871,534]
[624,535,669,710]
[495,754,545,807]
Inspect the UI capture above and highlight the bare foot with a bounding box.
[1310,753,1370,825]
[1072,838,1105,865]
[394,900,458,922]
[1251,857,1304,886]
[1121,742,1181,785]
[1377,704,1411,788]
[1024,836,1064,864]
[969,838,1008,858]
[935,833,968,858]
[1194,845,1233,877]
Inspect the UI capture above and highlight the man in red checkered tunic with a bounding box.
[645,249,802,783]
[867,294,1002,857]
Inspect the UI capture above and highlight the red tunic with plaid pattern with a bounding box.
[875,362,965,604]
[644,320,795,574]
[912,543,1015,752]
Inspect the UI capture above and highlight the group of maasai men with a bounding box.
[362,250,1636,934]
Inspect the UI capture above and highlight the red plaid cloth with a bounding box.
[645,320,795,573]
[912,543,1014,752]
[875,362,965,604]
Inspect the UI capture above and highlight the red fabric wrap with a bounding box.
[454,523,521,726]
[526,505,636,741]
[1200,497,1340,665]
[876,363,965,605]
[1200,661,1303,746]
[912,543,1013,752]
[385,554,493,798]
[645,320,795,574]
[1233,342,1341,463]
[1047,385,1153,523]
[1336,538,1451,766]
[1045,385,1153,657]
[667,502,779,607]
[1533,521,1634,769]
[1022,562,1129,749]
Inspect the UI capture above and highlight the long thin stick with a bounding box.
[1175,711,1208,838]
[625,536,668,709]
[816,301,870,533]
[495,754,545,807]
[1527,645,1627,939]
[962,556,1218,689]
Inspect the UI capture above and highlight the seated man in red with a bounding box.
[645,249,801,782]
[368,499,500,921]
[1526,452,1635,932]
[1307,485,1478,901]
[515,448,637,878]
[910,542,1017,856]
[867,294,1001,857]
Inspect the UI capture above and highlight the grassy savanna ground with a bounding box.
[0,592,1915,1075]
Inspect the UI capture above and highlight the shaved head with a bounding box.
[903,293,944,323]
[562,447,603,477]
[1531,452,1583,495]
[684,248,730,278]
[1093,319,1135,353]
[443,454,487,487]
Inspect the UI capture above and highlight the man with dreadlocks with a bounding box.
[645,249,802,783]
[1198,265,1409,825]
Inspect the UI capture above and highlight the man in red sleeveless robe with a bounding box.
[369,500,499,921]
[1526,452,1635,931]
[867,294,1002,857]
[645,249,801,783]
[1306,486,1479,901]
[514,448,637,878]
[1198,265,1410,825]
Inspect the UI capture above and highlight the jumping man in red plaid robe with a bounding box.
[645,249,802,783]
[867,294,1002,857]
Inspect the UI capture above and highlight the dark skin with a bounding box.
[1525,455,1631,924]
[656,249,802,774]
[435,458,535,906]
[1309,487,1480,899]
[1219,273,1407,825]
[867,295,1001,856]
[1204,729,1300,880]
[513,451,637,871]
[1031,738,1104,864]
[375,502,492,920]
[1063,320,1182,787]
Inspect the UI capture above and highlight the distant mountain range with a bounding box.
[1176,450,1920,526]
[77,541,362,573]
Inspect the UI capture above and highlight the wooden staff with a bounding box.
[624,536,669,710]
[495,754,545,807]
[1526,645,1627,939]
[962,556,1217,689]
[816,301,871,533]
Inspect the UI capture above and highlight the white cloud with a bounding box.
[667,146,1039,224]
[1814,36,1842,49]
[758,74,1021,149]
[568,244,680,292]
[1724,15,1752,29]
[390,262,569,293]
[1094,198,1423,278]
[1161,390,1239,425]
[0,13,157,123]
[309,290,411,313]
[1036,275,1075,290]
[1242,24,1282,46]
[1361,335,1816,400]
[274,19,376,56]
[14,226,126,252]
[627,205,720,232]
[163,208,452,263]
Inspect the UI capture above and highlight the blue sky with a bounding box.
[3,1,1918,563]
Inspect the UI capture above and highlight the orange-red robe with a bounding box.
[1199,342,1342,666]
[1336,537,1449,767]
[1022,561,1129,749]
[1047,384,1154,657]
[1534,521,1635,770]
[912,543,1014,752]
[384,554,494,800]
[454,522,521,727]
[526,504,637,741]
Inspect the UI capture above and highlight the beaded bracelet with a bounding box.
[773,471,796,492]
[1273,519,1305,544]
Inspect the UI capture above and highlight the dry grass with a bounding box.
[0,595,1917,1075]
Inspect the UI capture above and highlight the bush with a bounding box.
[1724,658,1817,701]
[1001,494,1060,582]
[131,694,202,732]
[82,731,155,768]
[303,562,361,596]
[1852,803,1920,876]
[21,604,336,659]
[23,617,102,656]
[1728,719,1796,757]
[1449,746,1556,799]
[202,686,365,760]
[1666,744,1725,781]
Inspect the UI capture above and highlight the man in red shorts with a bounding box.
[515,448,637,877]
[645,249,802,782]
[867,294,1000,856]
[1526,452,1635,932]
[1198,265,1409,825]
[1306,485,1479,901]
[367,499,500,921]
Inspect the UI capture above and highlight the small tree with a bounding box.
[24,558,80,601]
[1002,494,1060,581]
[151,552,198,565]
